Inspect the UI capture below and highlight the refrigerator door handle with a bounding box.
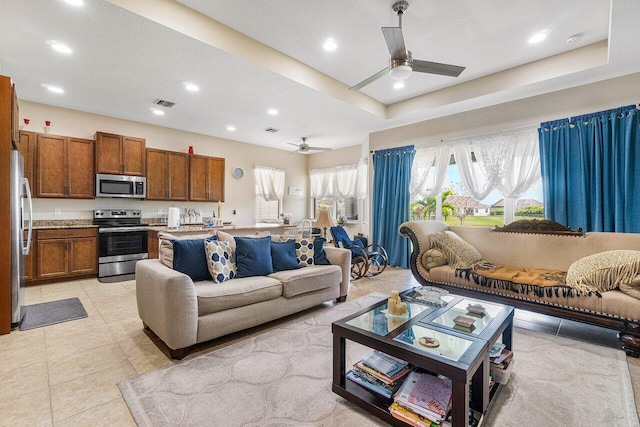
[22,177,33,255]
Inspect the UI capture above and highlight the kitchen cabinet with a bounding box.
[17,131,35,187]
[11,83,19,146]
[95,131,146,176]
[146,148,189,200]
[35,228,97,280]
[189,154,225,202]
[36,134,94,198]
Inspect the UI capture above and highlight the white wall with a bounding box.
[20,101,309,225]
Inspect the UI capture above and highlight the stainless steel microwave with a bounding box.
[95,174,146,198]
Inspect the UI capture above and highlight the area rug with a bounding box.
[119,293,639,427]
[19,297,88,331]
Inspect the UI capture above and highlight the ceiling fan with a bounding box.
[288,137,332,154]
[349,1,466,91]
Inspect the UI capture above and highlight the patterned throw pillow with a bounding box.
[566,250,640,294]
[295,237,314,267]
[421,248,448,270]
[428,231,482,269]
[204,240,236,283]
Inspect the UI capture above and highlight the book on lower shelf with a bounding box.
[346,350,411,399]
[393,371,453,423]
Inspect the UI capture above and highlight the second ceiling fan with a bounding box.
[349,1,466,91]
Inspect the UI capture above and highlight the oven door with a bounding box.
[98,228,148,277]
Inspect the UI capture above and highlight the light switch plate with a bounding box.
[54,208,61,216]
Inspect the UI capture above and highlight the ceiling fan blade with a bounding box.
[349,67,390,91]
[287,142,300,147]
[381,27,406,58]
[308,146,332,152]
[412,60,466,77]
[288,149,302,155]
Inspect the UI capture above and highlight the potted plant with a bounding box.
[337,215,347,225]
[280,213,293,225]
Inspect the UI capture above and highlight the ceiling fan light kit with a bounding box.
[349,1,466,91]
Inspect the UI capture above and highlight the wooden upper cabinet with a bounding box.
[36,134,66,198]
[146,148,188,201]
[18,131,36,187]
[189,154,225,202]
[95,132,146,176]
[66,138,95,198]
[36,134,94,199]
[11,84,19,146]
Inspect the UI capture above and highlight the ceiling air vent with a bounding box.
[153,99,176,108]
[264,127,279,133]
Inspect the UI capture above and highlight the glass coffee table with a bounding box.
[332,288,514,427]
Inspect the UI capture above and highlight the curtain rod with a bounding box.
[436,123,538,145]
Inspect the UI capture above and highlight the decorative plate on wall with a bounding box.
[232,167,244,180]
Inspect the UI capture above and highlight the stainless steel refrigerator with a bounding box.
[10,149,32,327]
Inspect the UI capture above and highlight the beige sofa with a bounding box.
[136,234,351,359]
[399,220,640,357]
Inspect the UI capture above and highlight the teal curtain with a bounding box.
[539,105,640,232]
[372,145,415,268]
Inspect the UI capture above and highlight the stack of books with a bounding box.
[490,347,514,384]
[390,371,453,426]
[346,351,411,399]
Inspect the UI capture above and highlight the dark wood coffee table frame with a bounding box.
[332,293,514,427]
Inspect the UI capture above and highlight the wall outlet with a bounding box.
[157,208,163,214]
[54,208,61,216]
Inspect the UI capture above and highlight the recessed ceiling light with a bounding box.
[267,108,278,116]
[393,81,405,89]
[62,0,84,6]
[41,84,64,94]
[226,125,236,131]
[528,29,550,44]
[46,40,72,54]
[151,109,165,116]
[184,82,199,92]
[566,33,583,44]
[323,37,337,51]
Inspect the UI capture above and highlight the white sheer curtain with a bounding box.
[410,145,451,201]
[310,161,367,199]
[497,129,541,198]
[453,129,540,201]
[253,165,285,201]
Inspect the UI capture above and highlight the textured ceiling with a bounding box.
[0,0,638,153]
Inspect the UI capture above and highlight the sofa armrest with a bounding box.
[135,259,198,350]
[324,246,351,297]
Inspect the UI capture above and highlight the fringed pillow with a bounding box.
[428,231,482,269]
[619,276,640,300]
[566,250,640,294]
[421,248,448,270]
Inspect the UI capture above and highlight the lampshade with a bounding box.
[315,210,335,229]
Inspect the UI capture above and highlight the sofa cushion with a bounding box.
[421,248,448,270]
[271,240,302,272]
[429,231,482,269]
[195,277,282,315]
[567,250,640,294]
[171,236,217,281]
[295,237,315,267]
[313,237,331,265]
[158,231,215,269]
[269,265,341,297]
[205,240,236,283]
[235,236,274,278]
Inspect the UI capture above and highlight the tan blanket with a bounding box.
[456,262,600,298]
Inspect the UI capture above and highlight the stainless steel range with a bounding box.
[93,209,148,280]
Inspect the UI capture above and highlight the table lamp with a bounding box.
[315,210,335,239]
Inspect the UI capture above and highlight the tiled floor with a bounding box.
[0,268,637,426]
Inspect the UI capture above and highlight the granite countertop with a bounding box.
[147,223,286,233]
[33,220,98,230]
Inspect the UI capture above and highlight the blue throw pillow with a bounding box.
[313,237,331,265]
[235,236,274,278]
[271,240,302,272]
[171,236,217,281]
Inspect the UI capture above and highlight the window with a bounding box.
[314,197,358,221]
[255,196,279,222]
